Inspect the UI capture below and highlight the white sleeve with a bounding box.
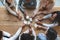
[9,27,22,40]
[2,31,11,37]
[4,3,18,16]
[43,14,52,19]
[36,0,40,9]
[42,23,58,28]
[3,37,9,40]
[31,28,36,40]
[15,0,20,12]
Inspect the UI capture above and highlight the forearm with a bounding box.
[32,28,36,40]
[42,23,58,28]
[42,14,52,19]
[4,3,18,16]
[2,31,11,37]
[9,27,22,40]
[34,0,40,15]
[46,2,54,10]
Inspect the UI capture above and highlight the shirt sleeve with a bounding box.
[43,14,52,19]
[31,28,36,40]
[42,23,58,28]
[9,27,22,40]
[36,0,40,9]
[4,2,18,16]
[2,31,11,37]
[15,0,20,12]
[2,37,9,40]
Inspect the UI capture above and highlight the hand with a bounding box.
[38,18,43,21]
[36,22,42,25]
[31,14,36,19]
[29,28,32,34]
[33,10,38,15]
[17,10,22,20]
[22,24,26,29]
[24,10,28,16]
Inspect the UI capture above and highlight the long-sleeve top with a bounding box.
[42,14,58,28]
[1,0,18,16]
[2,27,22,40]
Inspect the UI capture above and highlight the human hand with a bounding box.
[22,24,26,29]
[36,21,42,25]
[38,18,44,21]
[17,10,22,20]
[33,9,38,15]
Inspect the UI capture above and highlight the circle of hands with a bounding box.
[18,10,43,29]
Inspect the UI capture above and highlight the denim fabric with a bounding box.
[37,33,47,40]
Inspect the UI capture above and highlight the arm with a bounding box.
[2,31,11,37]
[42,14,52,19]
[18,0,27,19]
[42,23,58,28]
[15,0,20,12]
[36,0,40,9]
[35,13,52,21]
[34,0,40,14]
[18,0,25,13]
[31,28,36,40]
[1,0,18,16]
[9,27,22,40]
[3,2,18,16]
[46,2,54,11]
[0,0,5,5]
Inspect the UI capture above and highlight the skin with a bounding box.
[32,0,54,19]
[6,0,23,20]
[52,13,57,19]
[22,24,33,34]
[36,0,54,15]
[6,0,13,4]
[36,25,48,34]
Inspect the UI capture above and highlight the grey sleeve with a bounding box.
[43,14,52,19]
